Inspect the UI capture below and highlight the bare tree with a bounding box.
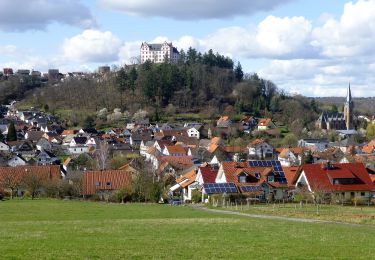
[21,171,43,200]
[96,140,110,171]
[1,172,19,199]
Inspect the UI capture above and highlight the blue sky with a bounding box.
[1,0,374,97]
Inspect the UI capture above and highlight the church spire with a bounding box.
[346,82,352,103]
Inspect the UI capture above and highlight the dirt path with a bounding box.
[189,204,372,227]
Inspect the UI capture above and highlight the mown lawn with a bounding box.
[214,202,375,225]
[0,199,374,259]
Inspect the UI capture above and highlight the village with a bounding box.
[0,83,374,207]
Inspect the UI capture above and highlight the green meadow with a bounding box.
[0,200,374,259]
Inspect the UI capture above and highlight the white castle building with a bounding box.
[140,42,180,64]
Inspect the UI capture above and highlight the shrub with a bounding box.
[191,190,202,203]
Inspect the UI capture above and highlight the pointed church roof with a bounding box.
[346,83,352,103]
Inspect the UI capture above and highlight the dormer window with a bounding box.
[268,175,274,182]
[255,173,260,179]
[238,172,248,183]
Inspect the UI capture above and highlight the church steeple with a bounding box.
[346,82,352,103]
[344,83,353,130]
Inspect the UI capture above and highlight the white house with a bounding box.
[278,148,301,166]
[298,139,329,152]
[0,141,10,152]
[187,127,200,139]
[140,41,180,64]
[247,139,274,158]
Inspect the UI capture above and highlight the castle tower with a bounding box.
[343,83,353,130]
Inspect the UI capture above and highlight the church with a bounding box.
[316,84,353,130]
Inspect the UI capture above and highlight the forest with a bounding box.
[1,48,322,128]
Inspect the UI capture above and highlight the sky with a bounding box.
[0,0,375,97]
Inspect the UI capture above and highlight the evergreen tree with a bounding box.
[116,67,129,108]
[128,66,138,94]
[234,61,244,82]
[7,121,17,141]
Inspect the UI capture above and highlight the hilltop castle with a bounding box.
[316,84,354,130]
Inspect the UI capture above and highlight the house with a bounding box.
[298,138,329,152]
[221,146,247,161]
[25,130,44,143]
[35,150,59,165]
[139,140,155,156]
[295,162,374,204]
[43,132,62,144]
[169,168,197,202]
[240,116,257,133]
[195,164,218,186]
[216,116,232,128]
[8,154,28,167]
[187,127,200,139]
[277,148,302,166]
[68,136,90,155]
[214,161,289,201]
[155,156,194,176]
[0,141,10,153]
[82,170,132,198]
[36,138,52,152]
[7,141,34,157]
[162,145,187,156]
[140,41,179,64]
[247,139,273,159]
[257,118,276,131]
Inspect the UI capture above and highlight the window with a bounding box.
[361,192,365,196]
[95,181,100,187]
[106,182,111,186]
[268,176,274,182]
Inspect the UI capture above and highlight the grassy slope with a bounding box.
[0,200,374,259]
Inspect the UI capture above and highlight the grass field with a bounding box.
[213,202,375,225]
[0,200,375,259]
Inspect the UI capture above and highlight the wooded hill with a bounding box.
[7,48,320,128]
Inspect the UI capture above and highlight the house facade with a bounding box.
[140,42,179,64]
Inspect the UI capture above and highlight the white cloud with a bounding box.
[98,0,294,20]
[0,0,95,31]
[312,0,375,57]
[62,30,122,63]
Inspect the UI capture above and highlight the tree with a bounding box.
[366,123,375,139]
[96,141,110,171]
[116,67,129,108]
[21,171,43,199]
[234,61,244,82]
[7,121,17,141]
[83,115,95,128]
[128,66,138,94]
[1,172,19,199]
[282,133,298,147]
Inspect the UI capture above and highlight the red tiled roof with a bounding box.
[362,139,375,154]
[199,165,218,183]
[82,170,132,195]
[283,166,300,187]
[257,118,271,126]
[222,146,246,153]
[302,163,375,192]
[165,145,186,155]
[249,138,265,147]
[0,165,61,186]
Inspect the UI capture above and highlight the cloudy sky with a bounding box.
[1,0,374,97]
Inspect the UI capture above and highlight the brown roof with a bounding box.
[0,165,61,187]
[282,166,301,187]
[82,170,132,195]
[165,145,187,155]
[362,139,375,154]
[249,138,265,147]
[257,118,271,127]
[222,146,246,153]
[176,169,196,188]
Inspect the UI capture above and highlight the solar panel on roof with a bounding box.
[203,183,237,194]
[248,160,287,183]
